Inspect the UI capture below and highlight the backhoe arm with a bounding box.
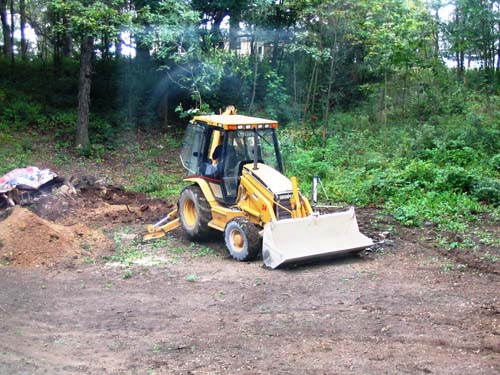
[143,209,181,241]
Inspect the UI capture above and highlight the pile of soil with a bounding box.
[0,206,110,268]
[0,174,175,268]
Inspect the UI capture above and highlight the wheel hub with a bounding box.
[230,230,244,253]
[183,199,197,228]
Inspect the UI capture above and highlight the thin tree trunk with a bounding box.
[322,18,338,153]
[497,20,500,82]
[322,43,336,152]
[9,0,14,64]
[310,63,319,115]
[271,30,280,69]
[62,16,72,57]
[248,36,258,114]
[293,54,297,118]
[103,32,110,59]
[402,63,408,115]
[0,0,11,58]
[433,6,439,63]
[76,35,94,149]
[20,0,27,60]
[229,13,240,51]
[302,61,316,122]
[115,37,122,58]
[163,91,168,129]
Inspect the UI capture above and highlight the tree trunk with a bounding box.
[433,5,439,63]
[102,32,110,60]
[293,54,297,118]
[62,16,72,57]
[271,30,280,69]
[115,36,122,58]
[229,14,240,51]
[310,63,319,115]
[20,0,27,60]
[0,0,11,58]
[9,0,14,64]
[248,35,258,114]
[76,35,94,149]
[163,91,168,129]
[211,11,226,49]
[302,61,317,124]
[497,20,500,81]
[322,44,336,152]
[136,43,150,66]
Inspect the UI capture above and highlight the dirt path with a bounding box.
[1,236,499,375]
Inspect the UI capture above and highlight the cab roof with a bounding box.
[192,114,278,130]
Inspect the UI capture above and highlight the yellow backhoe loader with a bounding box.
[144,107,373,268]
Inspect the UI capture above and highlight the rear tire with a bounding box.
[224,217,261,261]
[178,185,213,239]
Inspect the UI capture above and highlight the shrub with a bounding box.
[473,179,500,205]
[0,99,45,129]
[491,154,500,172]
[440,167,477,193]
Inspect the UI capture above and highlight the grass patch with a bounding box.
[128,168,184,199]
[107,232,149,265]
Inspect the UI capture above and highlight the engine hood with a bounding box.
[242,163,292,195]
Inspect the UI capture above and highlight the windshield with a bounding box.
[224,129,282,174]
[221,128,282,200]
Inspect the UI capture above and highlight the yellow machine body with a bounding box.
[144,107,372,268]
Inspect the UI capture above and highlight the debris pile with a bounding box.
[0,167,64,208]
[0,168,173,268]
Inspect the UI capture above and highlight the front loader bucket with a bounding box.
[262,207,373,269]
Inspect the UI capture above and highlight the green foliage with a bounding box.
[262,71,291,123]
[1,100,44,130]
[0,0,498,260]
[0,133,33,176]
[285,80,499,235]
[48,0,132,38]
[490,154,500,172]
[473,179,500,205]
[49,111,116,152]
[129,169,183,198]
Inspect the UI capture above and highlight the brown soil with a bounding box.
[30,184,174,227]
[0,176,499,374]
[0,180,171,268]
[0,206,110,268]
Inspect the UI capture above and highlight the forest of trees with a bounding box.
[0,0,499,233]
[1,0,499,146]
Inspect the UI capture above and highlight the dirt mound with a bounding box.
[27,183,173,228]
[0,207,110,268]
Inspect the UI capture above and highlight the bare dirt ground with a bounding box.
[1,178,499,374]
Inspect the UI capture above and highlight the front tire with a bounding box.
[178,185,212,239]
[224,217,261,261]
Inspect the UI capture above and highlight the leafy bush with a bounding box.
[440,167,477,193]
[0,99,45,130]
[283,86,498,233]
[129,169,183,198]
[52,112,116,149]
[491,154,500,172]
[473,179,500,205]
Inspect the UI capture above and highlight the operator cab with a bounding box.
[180,114,283,204]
